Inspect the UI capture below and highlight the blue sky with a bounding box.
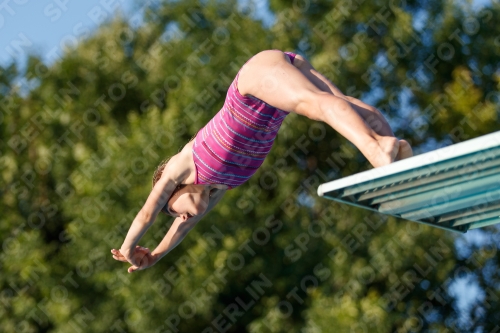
[1,0,491,68]
[0,0,275,68]
[0,0,138,67]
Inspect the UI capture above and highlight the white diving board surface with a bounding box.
[317,131,500,233]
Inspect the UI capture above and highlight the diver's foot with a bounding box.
[366,136,399,168]
[396,139,413,161]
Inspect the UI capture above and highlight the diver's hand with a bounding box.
[127,249,158,273]
[114,246,143,266]
[111,246,141,263]
[112,246,158,272]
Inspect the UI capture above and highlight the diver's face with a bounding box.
[166,185,210,221]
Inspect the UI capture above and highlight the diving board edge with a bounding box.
[317,131,500,197]
[323,194,468,233]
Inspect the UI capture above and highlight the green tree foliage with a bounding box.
[1,0,500,332]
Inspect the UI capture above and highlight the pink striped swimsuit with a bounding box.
[192,51,297,190]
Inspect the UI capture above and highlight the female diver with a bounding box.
[111,50,413,272]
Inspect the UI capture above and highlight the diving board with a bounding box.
[317,131,500,233]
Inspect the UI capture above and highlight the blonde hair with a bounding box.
[152,134,197,215]
[152,157,172,189]
[152,157,187,216]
